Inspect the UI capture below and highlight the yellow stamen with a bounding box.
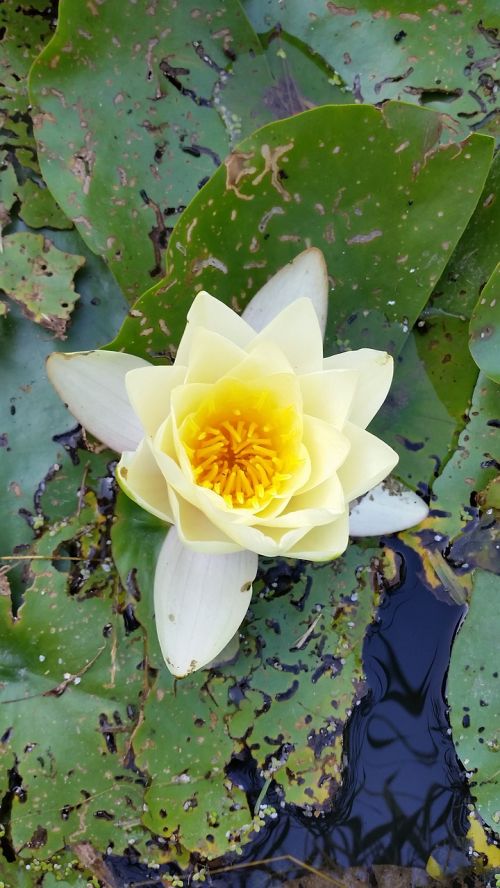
[178,380,302,509]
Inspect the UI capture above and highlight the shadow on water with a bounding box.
[106,542,476,886]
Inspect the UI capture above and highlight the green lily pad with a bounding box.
[244,0,499,131]
[29,0,276,299]
[448,570,499,831]
[469,264,500,385]
[432,153,500,318]
[0,227,127,606]
[430,373,499,544]
[371,320,478,492]
[0,491,147,860]
[111,101,493,363]
[0,153,18,231]
[0,233,84,337]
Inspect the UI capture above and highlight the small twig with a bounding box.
[1,644,106,704]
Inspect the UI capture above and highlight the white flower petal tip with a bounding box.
[348,478,429,537]
[153,528,258,678]
[47,350,149,452]
[242,247,328,337]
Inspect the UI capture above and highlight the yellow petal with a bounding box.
[125,364,187,437]
[251,297,324,373]
[297,414,350,493]
[116,439,173,523]
[324,348,394,429]
[154,527,257,676]
[284,511,349,560]
[338,421,399,501]
[242,247,329,338]
[47,350,148,452]
[184,327,247,384]
[299,368,359,429]
[260,473,345,528]
[176,290,254,365]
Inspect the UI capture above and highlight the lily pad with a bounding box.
[448,570,499,831]
[0,233,84,337]
[111,101,494,363]
[0,490,147,860]
[29,0,276,299]
[430,373,499,544]
[0,227,127,607]
[432,153,500,318]
[0,153,18,231]
[371,322,478,492]
[469,263,500,385]
[244,0,499,131]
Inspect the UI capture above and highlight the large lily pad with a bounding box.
[244,0,500,132]
[29,0,276,299]
[371,322,478,492]
[432,153,500,318]
[448,570,499,831]
[111,101,493,362]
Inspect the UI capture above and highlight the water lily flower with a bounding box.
[47,249,428,676]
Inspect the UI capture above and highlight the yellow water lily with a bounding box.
[47,249,428,676]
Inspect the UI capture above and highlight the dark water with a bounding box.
[106,542,475,886]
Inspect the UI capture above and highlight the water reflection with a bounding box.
[210,542,469,884]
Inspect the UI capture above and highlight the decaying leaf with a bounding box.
[0,232,84,337]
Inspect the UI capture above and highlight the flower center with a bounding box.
[180,381,301,509]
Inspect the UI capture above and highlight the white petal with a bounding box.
[154,527,258,677]
[324,348,393,429]
[242,248,328,338]
[47,350,148,452]
[349,478,430,537]
[169,488,241,554]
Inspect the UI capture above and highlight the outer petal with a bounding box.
[338,421,399,502]
[349,478,429,537]
[125,365,187,437]
[47,350,148,452]
[242,247,328,338]
[117,439,174,523]
[154,527,257,676]
[175,290,254,365]
[251,298,324,373]
[324,349,393,429]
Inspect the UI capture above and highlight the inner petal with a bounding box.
[178,378,304,511]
